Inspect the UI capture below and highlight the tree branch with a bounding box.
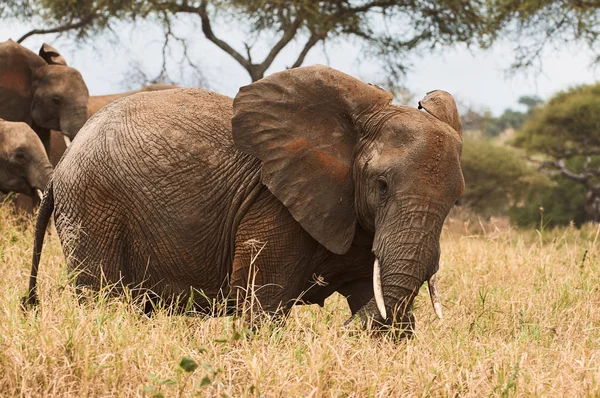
[539,159,589,183]
[17,15,95,43]
[289,33,322,69]
[178,1,252,71]
[347,0,403,14]
[257,18,302,74]
[243,42,253,64]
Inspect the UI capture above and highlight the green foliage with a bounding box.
[461,95,541,138]
[518,95,543,110]
[515,84,600,158]
[513,83,600,223]
[480,95,542,137]
[484,108,527,137]
[178,356,199,373]
[460,138,548,216]
[508,175,589,228]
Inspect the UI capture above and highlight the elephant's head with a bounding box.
[31,44,89,140]
[0,40,89,140]
[0,119,53,199]
[232,65,464,333]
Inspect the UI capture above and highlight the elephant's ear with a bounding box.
[418,90,462,136]
[39,44,68,66]
[0,40,42,124]
[232,65,392,255]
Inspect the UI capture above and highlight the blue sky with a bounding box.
[2,17,598,116]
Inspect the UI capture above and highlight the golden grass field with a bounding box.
[1,204,600,397]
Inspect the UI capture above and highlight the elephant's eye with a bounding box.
[51,96,61,105]
[14,150,27,163]
[378,178,388,199]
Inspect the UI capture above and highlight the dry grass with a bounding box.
[2,205,600,397]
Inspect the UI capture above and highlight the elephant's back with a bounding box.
[55,87,246,210]
[59,87,238,173]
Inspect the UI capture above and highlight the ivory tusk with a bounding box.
[373,258,387,320]
[63,135,71,147]
[36,189,44,201]
[428,274,443,319]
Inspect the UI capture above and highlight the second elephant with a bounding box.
[0,40,89,148]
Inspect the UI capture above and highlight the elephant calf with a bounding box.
[27,66,464,335]
[0,119,52,202]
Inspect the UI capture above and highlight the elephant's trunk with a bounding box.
[28,161,53,194]
[366,199,446,334]
[373,261,443,320]
[60,105,88,140]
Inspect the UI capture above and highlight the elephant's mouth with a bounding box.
[371,257,443,321]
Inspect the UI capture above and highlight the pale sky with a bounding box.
[2,17,599,116]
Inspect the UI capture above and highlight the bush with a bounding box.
[460,138,548,217]
[508,175,589,228]
[512,83,600,224]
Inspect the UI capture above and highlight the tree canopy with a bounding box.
[3,1,600,84]
[460,137,547,216]
[461,95,542,137]
[488,0,600,70]
[515,83,600,221]
[1,0,489,84]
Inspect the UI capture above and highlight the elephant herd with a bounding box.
[2,39,466,336]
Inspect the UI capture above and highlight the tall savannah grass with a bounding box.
[1,205,600,396]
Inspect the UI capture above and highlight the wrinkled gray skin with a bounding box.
[47,84,179,166]
[0,40,89,150]
[27,66,464,335]
[0,119,52,200]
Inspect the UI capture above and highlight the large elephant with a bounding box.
[27,66,464,334]
[0,40,89,150]
[0,119,52,201]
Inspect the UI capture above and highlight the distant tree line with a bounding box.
[461,83,600,228]
[462,95,542,138]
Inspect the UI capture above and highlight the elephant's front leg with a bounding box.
[230,192,320,317]
[337,278,374,315]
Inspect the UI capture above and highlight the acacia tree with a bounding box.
[514,84,600,221]
[2,0,488,84]
[3,1,600,83]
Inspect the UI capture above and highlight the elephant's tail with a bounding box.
[23,179,54,308]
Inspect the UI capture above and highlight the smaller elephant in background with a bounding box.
[0,40,89,152]
[0,119,52,202]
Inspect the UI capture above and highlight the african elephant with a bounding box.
[27,66,464,334]
[0,119,52,201]
[0,39,89,151]
[47,84,178,166]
